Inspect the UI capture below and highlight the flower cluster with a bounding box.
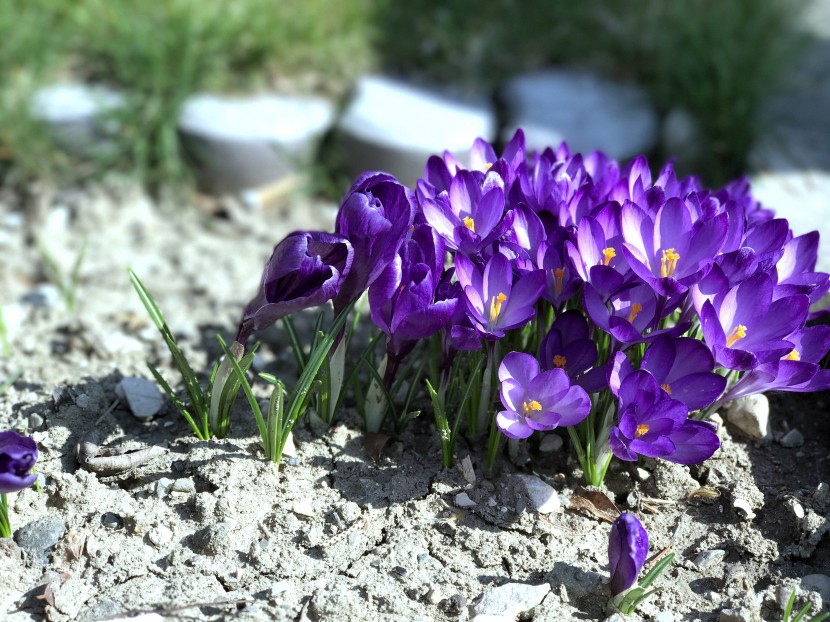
[237,129,830,483]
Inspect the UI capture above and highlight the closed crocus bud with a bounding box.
[608,513,648,597]
[0,430,38,494]
[235,231,354,344]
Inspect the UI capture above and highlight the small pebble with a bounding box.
[282,431,297,457]
[147,524,173,547]
[426,587,443,605]
[461,456,476,485]
[269,580,291,598]
[780,429,805,448]
[286,457,300,467]
[725,395,769,440]
[292,500,315,519]
[101,513,123,530]
[116,377,164,420]
[155,478,174,498]
[732,499,756,521]
[694,549,726,570]
[75,394,91,409]
[170,478,196,494]
[636,467,651,481]
[514,474,560,514]
[454,492,477,508]
[784,497,805,520]
[28,413,45,430]
[538,434,563,453]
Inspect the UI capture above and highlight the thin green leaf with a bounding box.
[639,552,674,589]
[784,590,797,622]
[218,335,268,447]
[282,315,306,371]
[146,361,204,439]
[362,357,398,425]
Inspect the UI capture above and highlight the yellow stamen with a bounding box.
[463,217,475,232]
[523,400,542,415]
[627,303,643,323]
[635,424,650,438]
[725,325,747,348]
[484,162,493,171]
[785,349,801,361]
[660,383,672,395]
[553,355,567,368]
[602,247,616,266]
[489,292,508,324]
[552,267,565,297]
[660,248,680,278]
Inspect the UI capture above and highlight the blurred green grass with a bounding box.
[0,0,811,190]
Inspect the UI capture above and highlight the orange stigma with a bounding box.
[553,355,567,368]
[660,248,680,278]
[489,292,507,324]
[635,424,650,438]
[463,217,475,232]
[602,247,616,266]
[725,325,747,348]
[660,383,672,395]
[552,267,565,297]
[785,349,800,361]
[627,303,643,323]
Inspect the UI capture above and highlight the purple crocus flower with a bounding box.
[775,231,830,306]
[608,513,648,597]
[368,224,458,360]
[421,169,514,257]
[0,431,38,494]
[698,271,809,370]
[454,253,545,340]
[496,352,591,439]
[333,172,415,313]
[236,231,354,344]
[539,310,600,390]
[609,371,719,464]
[621,197,728,296]
[640,337,726,411]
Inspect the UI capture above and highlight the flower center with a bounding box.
[463,217,476,232]
[635,423,650,438]
[552,267,565,297]
[725,324,747,348]
[489,292,508,324]
[626,303,643,323]
[602,247,616,266]
[660,248,680,278]
[552,355,567,368]
[523,399,543,415]
[660,383,672,395]
[785,349,800,361]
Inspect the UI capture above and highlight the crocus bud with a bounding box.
[608,512,648,597]
[0,430,38,494]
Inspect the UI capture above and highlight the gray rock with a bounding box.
[719,607,754,622]
[147,524,173,547]
[154,477,174,498]
[726,395,770,440]
[538,434,563,453]
[170,478,196,494]
[501,70,658,160]
[178,92,334,194]
[780,429,805,448]
[338,75,496,186]
[473,582,550,618]
[455,491,477,508]
[28,413,44,430]
[191,522,233,556]
[14,516,67,564]
[116,377,164,420]
[515,474,560,514]
[694,549,726,570]
[31,83,123,158]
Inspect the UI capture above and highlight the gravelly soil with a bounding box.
[1,181,829,622]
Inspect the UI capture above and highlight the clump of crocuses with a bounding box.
[1,430,38,537]
[227,128,830,482]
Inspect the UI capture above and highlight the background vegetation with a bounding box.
[0,0,810,190]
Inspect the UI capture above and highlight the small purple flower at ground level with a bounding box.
[608,513,649,596]
[496,352,591,439]
[0,431,38,494]
[235,231,353,344]
[333,172,415,312]
[455,253,545,340]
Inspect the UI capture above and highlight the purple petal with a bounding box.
[608,513,649,596]
[663,420,720,465]
[496,410,533,439]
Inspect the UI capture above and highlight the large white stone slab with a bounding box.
[337,75,496,186]
[178,93,335,194]
[501,70,658,160]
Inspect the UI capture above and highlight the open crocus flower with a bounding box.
[0,431,38,494]
[608,513,648,597]
[496,352,591,439]
[236,231,354,344]
[610,370,719,464]
[455,252,545,340]
[421,169,514,257]
[540,310,600,390]
[698,271,809,370]
[333,172,414,313]
[640,337,726,411]
[621,197,728,296]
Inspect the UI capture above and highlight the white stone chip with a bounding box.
[116,377,164,420]
[473,582,551,619]
[515,474,560,514]
[725,395,770,440]
[454,492,477,508]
